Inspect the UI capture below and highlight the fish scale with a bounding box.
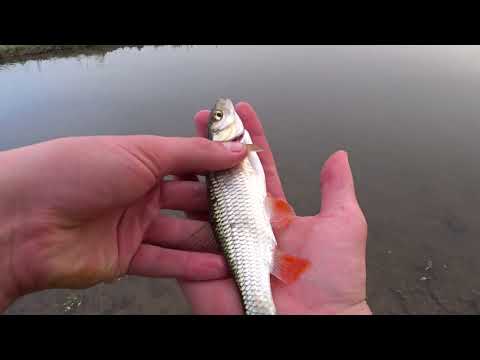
[205,98,310,315]
[207,159,277,315]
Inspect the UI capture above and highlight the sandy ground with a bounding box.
[5,256,479,315]
[5,278,191,315]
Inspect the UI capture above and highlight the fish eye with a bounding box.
[213,111,223,122]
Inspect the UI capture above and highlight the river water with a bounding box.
[2,45,480,314]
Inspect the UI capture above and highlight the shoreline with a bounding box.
[0,45,140,64]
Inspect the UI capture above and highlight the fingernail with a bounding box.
[222,142,244,152]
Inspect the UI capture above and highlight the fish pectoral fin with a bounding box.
[245,144,264,153]
[265,194,295,229]
[271,249,311,285]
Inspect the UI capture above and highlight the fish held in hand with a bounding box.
[205,98,310,315]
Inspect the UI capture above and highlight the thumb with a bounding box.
[118,135,248,177]
[318,150,361,216]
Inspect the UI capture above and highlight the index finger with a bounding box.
[193,102,286,200]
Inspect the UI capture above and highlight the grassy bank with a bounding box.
[0,45,137,63]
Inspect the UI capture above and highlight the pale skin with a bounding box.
[0,102,370,315]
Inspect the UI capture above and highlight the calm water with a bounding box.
[2,45,480,314]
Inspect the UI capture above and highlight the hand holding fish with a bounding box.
[0,134,249,312]
[180,102,371,315]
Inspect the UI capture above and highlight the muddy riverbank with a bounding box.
[0,45,143,64]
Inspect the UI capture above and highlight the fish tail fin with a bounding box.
[271,249,311,284]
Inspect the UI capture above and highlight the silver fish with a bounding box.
[206,98,309,315]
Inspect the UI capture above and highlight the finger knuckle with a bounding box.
[190,182,207,201]
[349,205,368,233]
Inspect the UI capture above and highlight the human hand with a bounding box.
[179,103,371,315]
[0,134,248,311]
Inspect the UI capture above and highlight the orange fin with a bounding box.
[271,249,311,284]
[266,194,295,229]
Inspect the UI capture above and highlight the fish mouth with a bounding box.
[230,130,245,142]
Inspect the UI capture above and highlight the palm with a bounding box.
[4,137,150,292]
[181,205,367,315]
[4,135,237,297]
[180,103,369,315]
[271,213,367,314]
